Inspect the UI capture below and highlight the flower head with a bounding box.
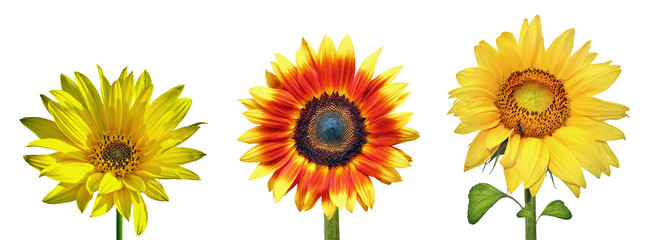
[450,16,628,197]
[22,66,205,235]
[240,36,418,219]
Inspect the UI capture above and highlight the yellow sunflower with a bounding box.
[450,16,628,197]
[239,36,418,219]
[21,66,205,235]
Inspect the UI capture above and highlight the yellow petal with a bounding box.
[99,173,123,194]
[552,126,607,178]
[74,72,106,131]
[496,32,522,72]
[43,183,82,204]
[156,147,206,165]
[27,138,80,153]
[516,137,542,184]
[124,174,146,192]
[544,136,586,187]
[504,166,522,194]
[568,64,621,98]
[143,179,169,201]
[132,192,148,235]
[565,182,581,198]
[543,29,574,72]
[173,166,201,180]
[355,48,382,84]
[527,170,546,197]
[500,133,520,168]
[571,97,629,119]
[24,154,56,171]
[475,40,504,80]
[47,102,92,148]
[519,15,544,68]
[20,117,68,140]
[485,125,512,150]
[115,189,133,221]
[567,116,625,141]
[90,194,114,217]
[464,129,494,171]
[86,172,103,193]
[134,69,153,98]
[76,185,93,213]
[264,70,281,88]
[41,162,94,183]
[239,98,261,110]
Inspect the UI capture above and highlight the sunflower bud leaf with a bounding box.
[539,200,572,220]
[516,207,532,218]
[467,183,511,224]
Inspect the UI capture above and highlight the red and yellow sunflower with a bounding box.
[239,36,418,219]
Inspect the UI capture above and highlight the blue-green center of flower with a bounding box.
[293,92,368,167]
[316,113,346,144]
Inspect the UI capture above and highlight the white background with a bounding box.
[0,0,643,239]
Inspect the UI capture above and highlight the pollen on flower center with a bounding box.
[496,68,570,138]
[515,82,554,112]
[90,133,140,177]
[293,92,368,167]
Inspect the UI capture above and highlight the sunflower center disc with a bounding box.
[102,141,132,164]
[496,68,570,138]
[91,134,139,177]
[294,92,368,167]
[316,113,346,144]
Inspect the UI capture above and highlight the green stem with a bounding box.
[117,211,123,240]
[524,189,536,240]
[324,209,340,240]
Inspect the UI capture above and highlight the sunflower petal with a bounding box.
[485,125,512,150]
[20,117,69,140]
[349,163,375,209]
[544,136,586,187]
[543,29,574,72]
[40,162,93,183]
[571,97,629,119]
[464,129,495,171]
[272,153,303,203]
[43,183,82,204]
[24,154,56,171]
[99,173,123,194]
[124,174,146,192]
[156,147,206,165]
[516,137,542,185]
[367,127,419,146]
[132,192,148,235]
[241,141,293,163]
[76,186,93,213]
[115,189,133,221]
[90,194,114,217]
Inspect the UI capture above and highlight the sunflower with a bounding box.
[21,66,205,235]
[450,16,628,197]
[239,36,418,219]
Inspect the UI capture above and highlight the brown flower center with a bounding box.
[496,68,570,138]
[293,92,368,167]
[90,133,140,177]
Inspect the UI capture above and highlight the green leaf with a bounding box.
[516,207,532,218]
[540,200,572,220]
[467,183,509,224]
